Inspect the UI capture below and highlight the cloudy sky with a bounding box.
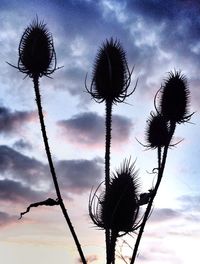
[0,0,200,263]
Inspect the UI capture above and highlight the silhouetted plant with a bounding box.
[145,112,170,149]
[10,17,193,264]
[18,18,57,78]
[86,38,136,264]
[89,159,141,263]
[159,70,192,123]
[130,70,192,264]
[86,38,134,104]
[9,17,86,264]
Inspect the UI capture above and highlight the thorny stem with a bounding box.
[105,100,112,191]
[130,121,176,264]
[109,230,118,264]
[158,146,161,171]
[105,99,113,264]
[33,75,87,264]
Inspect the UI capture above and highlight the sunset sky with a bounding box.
[0,1,200,263]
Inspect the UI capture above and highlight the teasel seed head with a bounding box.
[89,159,141,234]
[145,112,170,149]
[86,38,136,104]
[17,17,57,78]
[159,70,191,123]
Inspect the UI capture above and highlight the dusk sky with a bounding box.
[0,1,200,263]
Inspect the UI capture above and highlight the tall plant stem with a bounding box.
[130,122,176,264]
[105,99,113,264]
[33,76,87,264]
[109,230,118,264]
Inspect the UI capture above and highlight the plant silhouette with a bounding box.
[89,159,142,263]
[130,70,192,264]
[10,18,193,264]
[9,17,86,264]
[86,38,137,263]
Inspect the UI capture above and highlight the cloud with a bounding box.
[0,106,36,136]
[0,145,103,196]
[125,0,200,68]
[56,157,103,193]
[0,145,49,189]
[177,194,200,212]
[93,0,200,107]
[0,145,103,226]
[0,179,45,203]
[57,111,133,148]
[2,0,200,110]
[13,139,33,150]
[0,4,198,264]
[140,244,182,264]
[146,194,200,227]
[0,211,16,227]
[149,208,181,223]
[34,1,138,105]
[127,0,180,22]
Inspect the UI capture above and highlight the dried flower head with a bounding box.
[159,70,191,123]
[145,112,170,149]
[17,17,56,78]
[86,38,135,103]
[89,159,141,234]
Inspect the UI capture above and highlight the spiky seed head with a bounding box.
[87,38,134,104]
[18,17,56,78]
[146,113,170,149]
[89,160,140,234]
[159,71,191,123]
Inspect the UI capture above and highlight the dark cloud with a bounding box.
[142,196,200,236]
[0,145,49,188]
[0,179,45,203]
[57,112,133,147]
[38,1,137,103]
[3,0,200,109]
[95,0,199,104]
[0,211,16,227]
[52,65,89,104]
[125,0,200,65]
[50,0,103,36]
[56,157,103,193]
[0,145,103,196]
[128,0,182,22]
[13,139,33,150]
[149,208,181,223]
[0,106,36,136]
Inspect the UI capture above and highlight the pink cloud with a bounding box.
[57,111,133,149]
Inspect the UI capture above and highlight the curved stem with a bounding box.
[105,99,113,264]
[33,76,87,264]
[130,121,176,264]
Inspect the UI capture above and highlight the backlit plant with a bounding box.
[10,18,193,264]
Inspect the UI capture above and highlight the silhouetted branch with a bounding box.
[130,121,176,264]
[11,17,87,264]
[19,198,59,219]
[33,75,87,264]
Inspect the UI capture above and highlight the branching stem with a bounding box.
[130,121,176,264]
